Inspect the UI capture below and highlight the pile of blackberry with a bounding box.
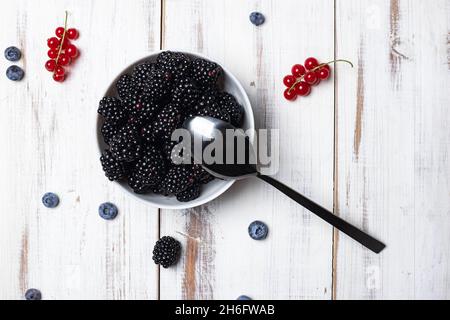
[98,51,244,202]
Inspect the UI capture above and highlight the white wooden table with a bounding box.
[0,0,449,300]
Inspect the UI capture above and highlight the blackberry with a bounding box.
[176,184,201,202]
[218,92,244,126]
[110,130,141,162]
[152,236,181,268]
[164,138,187,164]
[192,164,214,184]
[187,91,218,115]
[143,68,172,101]
[197,104,230,122]
[172,77,200,108]
[141,123,155,144]
[151,104,182,142]
[127,173,151,194]
[131,145,166,187]
[126,94,161,125]
[131,63,155,91]
[160,165,197,195]
[156,51,191,79]
[101,121,118,145]
[100,149,128,181]
[116,74,133,99]
[98,97,127,124]
[190,58,222,89]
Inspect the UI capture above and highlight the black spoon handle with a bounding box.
[257,174,385,254]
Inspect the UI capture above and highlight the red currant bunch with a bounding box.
[45,12,79,82]
[283,57,353,101]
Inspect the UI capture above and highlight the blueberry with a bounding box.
[6,65,25,81]
[248,221,268,240]
[98,202,118,220]
[25,288,42,300]
[237,295,252,300]
[4,46,21,61]
[42,192,60,208]
[249,12,265,26]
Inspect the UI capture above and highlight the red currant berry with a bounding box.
[291,64,306,78]
[58,53,71,66]
[45,60,57,72]
[60,37,71,49]
[317,67,330,80]
[295,81,311,96]
[283,88,297,101]
[322,64,331,72]
[55,65,65,76]
[47,49,58,59]
[65,44,78,58]
[283,75,296,87]
[53,73,65,82]
[305,71,319,85]
[304,57,319,70]
[55,27,65,38]
[47,37,60,49]
[67,28,79,40]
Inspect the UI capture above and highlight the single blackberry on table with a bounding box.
[156,51,191,79]
[98,97,127,125]
[143,68,172,101]
[116,74,133,100]
[176,184,201,202]
[100,149,128,181]
[131,145,166,187]
[172,77,200,108]
[160,165,197,195]
[190,58,222,89]
[152,236,181,268]
[131,63,155,91]
[151,104,182,142]
[101,121,118,145]
[218,92,244,127]
[110,130,141,162]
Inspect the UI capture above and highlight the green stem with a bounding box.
[288,59,354,93]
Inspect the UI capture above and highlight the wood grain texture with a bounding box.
[160,0,335,300]
[335,0,450,299]
[0,0,161,299]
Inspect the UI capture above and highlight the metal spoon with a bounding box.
[183,116,386,254]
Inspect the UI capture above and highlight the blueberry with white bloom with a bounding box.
[6,65,25,81]
[249,12,265,26]
[42,192,59,208]
[4,46,21,61]
[25,288,42,300]
[248,220,268,240]
[98,202,118,220]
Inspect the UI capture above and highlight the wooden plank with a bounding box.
[160,0,335,299]
[335,0,450,299]
[0,0,161,299]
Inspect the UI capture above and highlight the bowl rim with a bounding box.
[97,50,255,209]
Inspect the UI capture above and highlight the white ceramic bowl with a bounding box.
[97,51,254,209]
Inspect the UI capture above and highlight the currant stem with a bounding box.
[288,59,354,93]
[54,11,68,72]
